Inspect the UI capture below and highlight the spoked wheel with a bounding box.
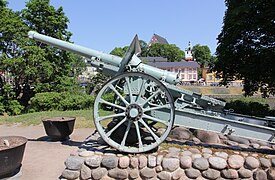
[94,72,175,153]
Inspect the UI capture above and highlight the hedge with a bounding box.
[28,92,95,112]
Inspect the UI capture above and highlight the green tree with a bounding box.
[0,0,34,107]
[110,46,129,57]
[147,43,185,62]
[110,40,148,58]
[139,40,148,57]
[214,0,275,96]
[22,0,76,93]
[192,44,212,67]
[0,0,7,8]
[0,0,83,109]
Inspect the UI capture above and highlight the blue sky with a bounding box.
[7,0,226,54]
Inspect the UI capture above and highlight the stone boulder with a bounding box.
[194,130,221,144]
[169,127,192,140]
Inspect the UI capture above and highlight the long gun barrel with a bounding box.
[28,31,179,84]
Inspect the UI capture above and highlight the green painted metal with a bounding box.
[28,31,275,153]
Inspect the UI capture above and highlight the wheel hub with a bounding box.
[125,104,143,121]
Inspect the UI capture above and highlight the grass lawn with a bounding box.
[0,109,96,128]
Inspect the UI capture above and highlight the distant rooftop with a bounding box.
[149,34,169,45]
[140,56,168,63]
[141,56,200,69]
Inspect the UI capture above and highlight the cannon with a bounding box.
[28,31,275,153]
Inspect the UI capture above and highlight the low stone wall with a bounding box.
[61,147,275,180]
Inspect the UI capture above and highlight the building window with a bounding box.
[193,74,196,79]
[181,74,185,79]
[189,74,192,80]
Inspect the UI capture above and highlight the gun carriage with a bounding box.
[28,31,275,153]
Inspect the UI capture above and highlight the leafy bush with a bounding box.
[0,85,24,115]
[28,92,95,112]
[4,100,24,115]
[225,97,271,117]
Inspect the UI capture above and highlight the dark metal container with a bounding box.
[0,136,27,178]
[42,117,76,140]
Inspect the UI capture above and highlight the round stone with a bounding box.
[209,156,227,170]
[80,164,91,180]
[157,171,171,180]
[180,156,192,169]
[129,169,139,179]
[101,156,118,169]
[202,148,212,154]
[192,153,202,159]
[267,168,275,180]
[108,168,128,179]
[139,155,147,169]
[62,169,80,179]
[119,156,130,169]
[148,155,157,167]
[181,150,192,156]
[214,152,228,159]
[202,169,220,179]
[185,168,201,179]
[195,130,220,144]
[140,167,156,179]
[172,168,185,179]
[156,155,163,166]
[79,150,95,157]
[245,156,260,170]
[170,127,192,140]
[221,169,238,179]
[253,169,267,180]
[85,155,102,168]
[228,155,244,169]
[259,157,271,168]
[203,153,212,159]
[227,135,250,145]
[188,148,201,154]
[155,165,163,173]
[130,157,139,168]
[272,158,275,166]
[162,158,179,172]
[91,167,107,180]
[65,156,84,170]
[238,168,252,178]
[168,147,181,153]
[193,158,209,171]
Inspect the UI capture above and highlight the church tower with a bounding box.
[185,41,193,61]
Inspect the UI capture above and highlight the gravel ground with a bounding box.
[0,124,93,180]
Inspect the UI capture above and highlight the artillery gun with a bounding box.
[28,31,275,153]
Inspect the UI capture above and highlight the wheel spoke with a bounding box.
[121,120,132,146]
[106,117,127,137]
[98,112,125,121]
[136,79,146,103]
[134,121,143,148]
[100,98,126,111]
[125,77,134,103]
[141,89,161,107]
[142,114,168,126]
[144,104,170,112]
[139,119,161,143]
[109,84,129,106]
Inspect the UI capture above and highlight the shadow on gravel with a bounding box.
[27,137,84,148]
